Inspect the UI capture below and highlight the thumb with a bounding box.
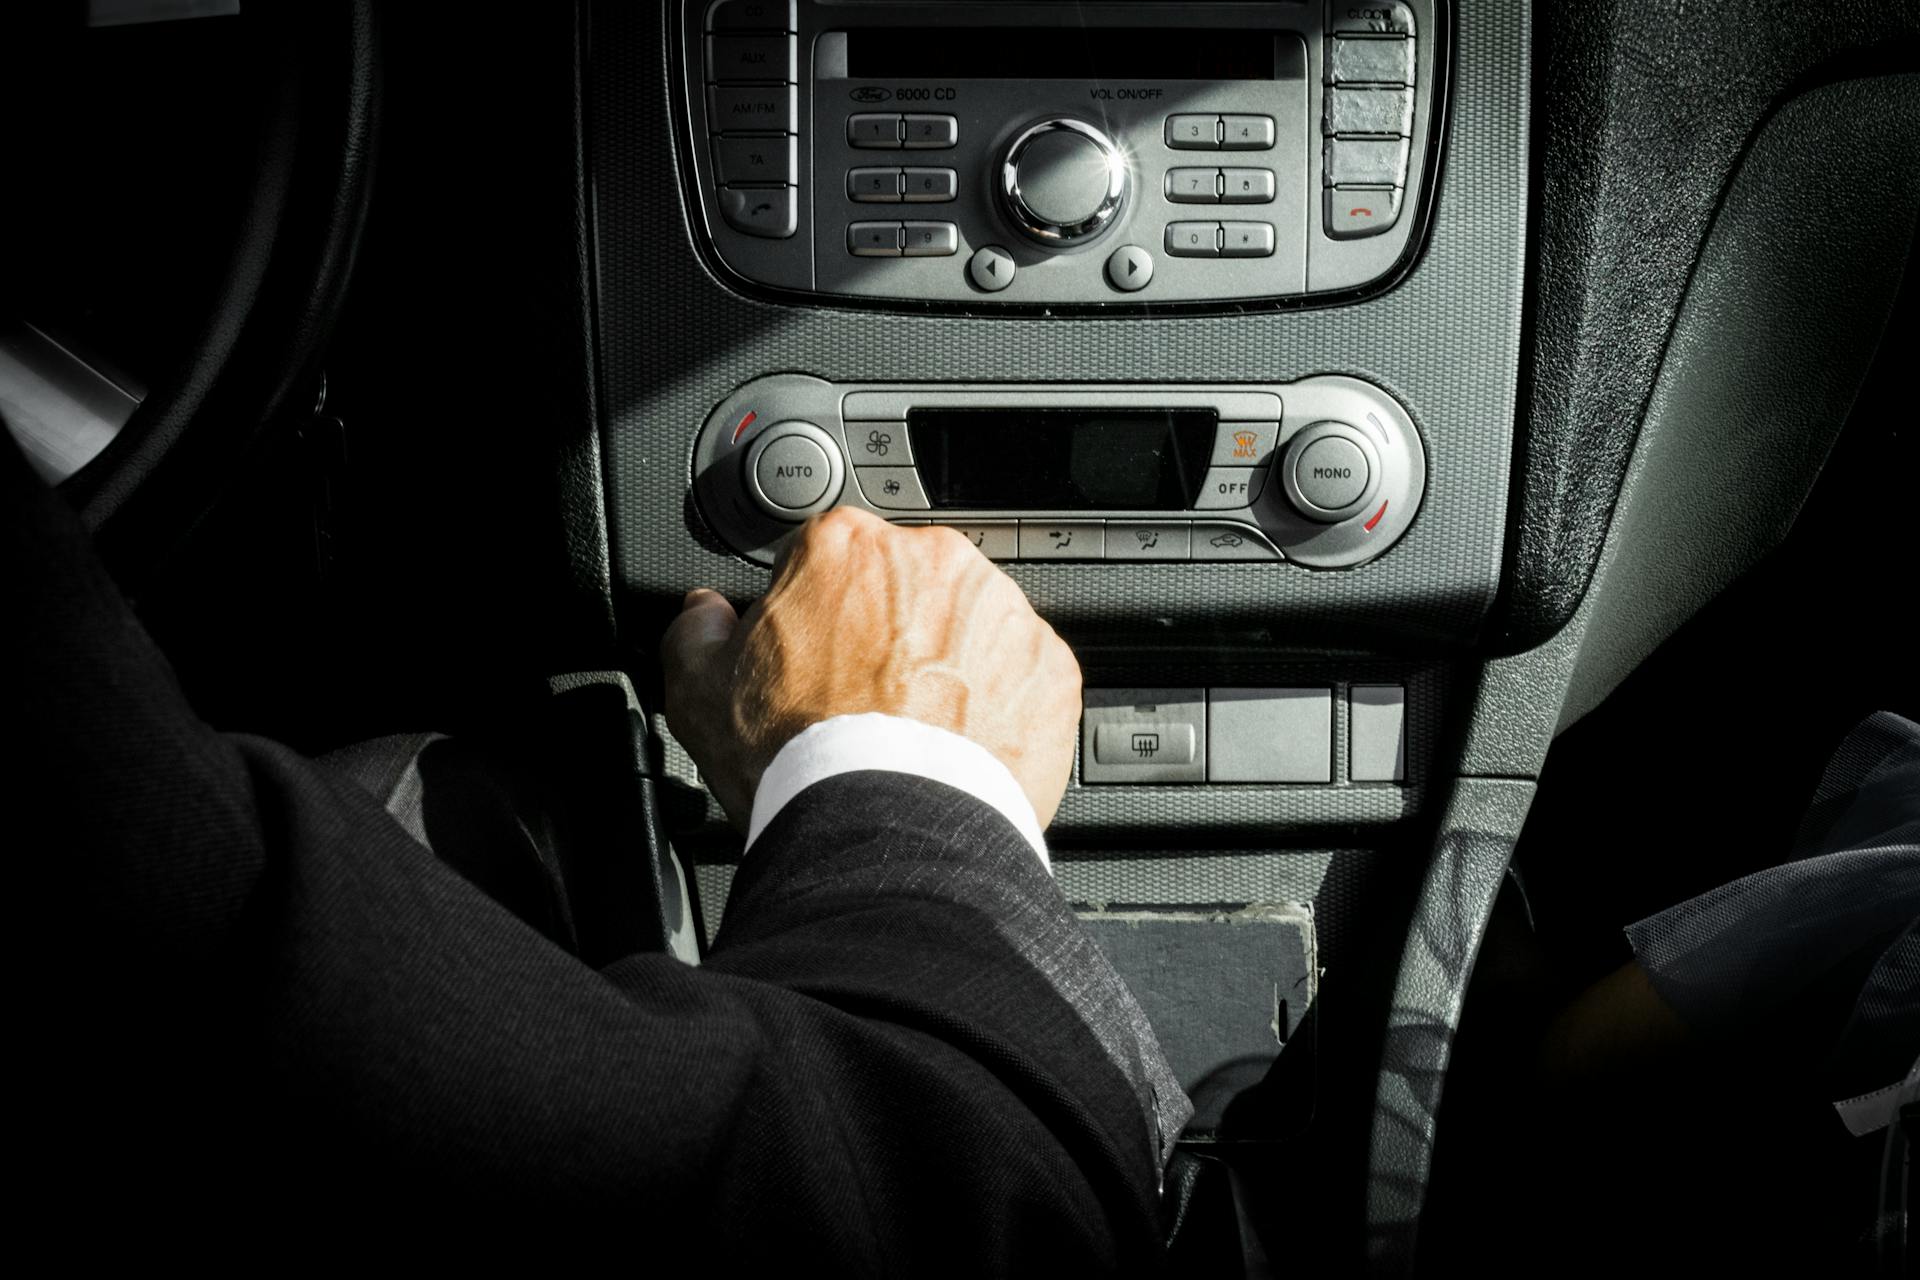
[662,588,739,686]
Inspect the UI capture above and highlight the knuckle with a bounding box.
[800,506,889,562]
[816,506,881,536]
[803,507,855,546]
[923,523,975,559]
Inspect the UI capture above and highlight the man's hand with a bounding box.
[662,507,1082,832]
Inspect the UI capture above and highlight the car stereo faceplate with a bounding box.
[677,0,1440,307]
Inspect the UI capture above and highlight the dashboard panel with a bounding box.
[591,1,1526,655]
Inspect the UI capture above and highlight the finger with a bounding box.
[661,588,739,684]
[772,506,890,582]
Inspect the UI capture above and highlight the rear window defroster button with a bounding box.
[1094,722,1197,766]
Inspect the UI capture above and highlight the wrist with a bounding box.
[746,713,1050,868]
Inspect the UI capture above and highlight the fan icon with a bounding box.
[865,430,893,457]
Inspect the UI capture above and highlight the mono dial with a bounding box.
[998,117,1128,247]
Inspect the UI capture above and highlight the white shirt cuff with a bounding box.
[745,712,1051,870]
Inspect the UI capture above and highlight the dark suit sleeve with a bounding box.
[5,437,1185,1272]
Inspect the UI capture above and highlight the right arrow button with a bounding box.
[1104,244,1154,292]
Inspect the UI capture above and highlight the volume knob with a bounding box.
[999,117,1128,247]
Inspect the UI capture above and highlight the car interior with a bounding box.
[8,1,1916,1272]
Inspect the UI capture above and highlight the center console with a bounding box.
[590,0,1529,1266]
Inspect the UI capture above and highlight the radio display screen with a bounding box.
[844,29,1280,81]
[908,409,1216,510]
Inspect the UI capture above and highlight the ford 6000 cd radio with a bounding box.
[677,0,1440,307]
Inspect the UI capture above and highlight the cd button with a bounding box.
[938,522,1019,561]
[1212,422,1280,466]
[856,466,929,510]
[1018,521,1105,560]
[1106,523,1192,561]
[1194,465,1270,510]
[706,0,796,32]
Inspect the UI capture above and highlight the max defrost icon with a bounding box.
[1232,430,1258,459]
[1130,732,1161,759]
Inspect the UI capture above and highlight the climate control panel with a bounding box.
[692,375,1426,568]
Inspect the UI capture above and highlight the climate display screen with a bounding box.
[908,409,1216,510]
